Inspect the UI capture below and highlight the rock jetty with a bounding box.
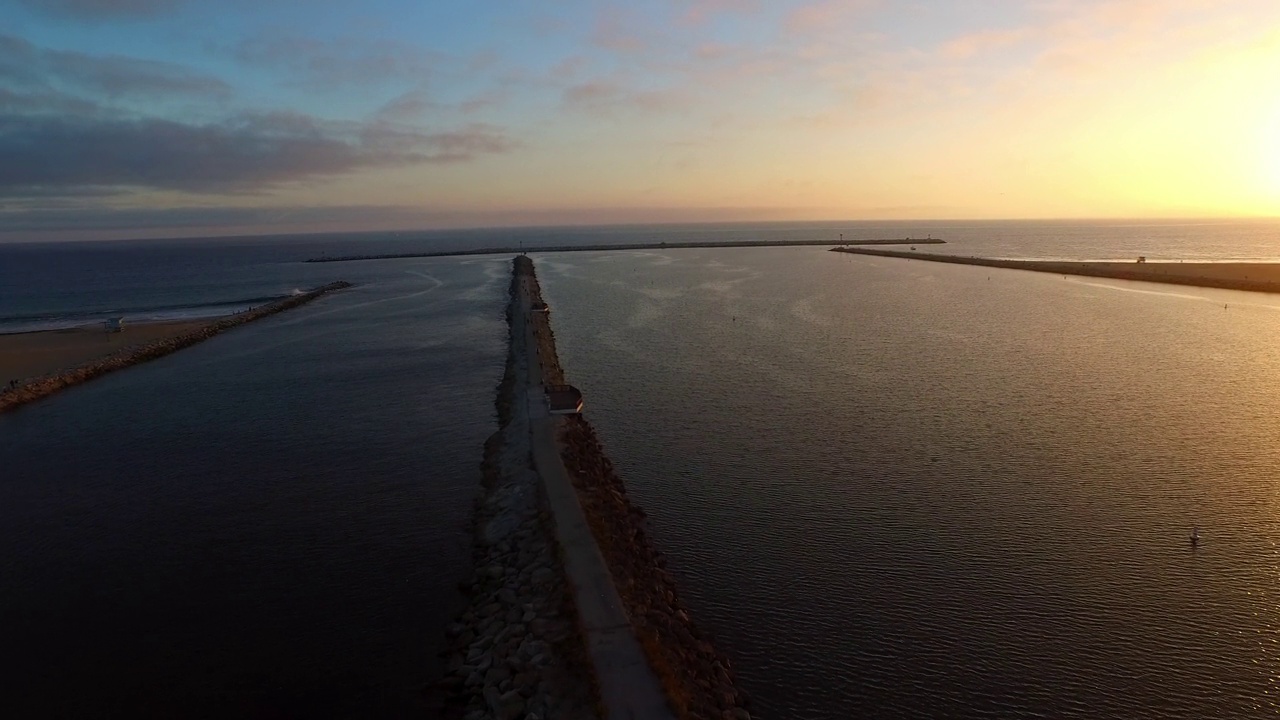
[524,269,753,720]
[832,247,1280,295]
[439,254,751,719]
[436,261,602,720]
[0,281,352,414]
[306,237,944,263]
[557,417,752,720]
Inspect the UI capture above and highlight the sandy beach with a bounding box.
[832,248,1280,294]
[0,321,211,384]
[0,282,350,415]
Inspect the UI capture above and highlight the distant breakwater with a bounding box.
[832,247,1280,295]
[0,281,352,415]
[520,256,753,719]
[306,238,945,263]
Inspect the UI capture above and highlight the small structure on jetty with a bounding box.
[546,384,584,414]
[104,317,124,333]
[531,301,549,313]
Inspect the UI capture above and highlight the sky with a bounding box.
[2,0,1279,240]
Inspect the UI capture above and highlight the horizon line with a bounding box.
[3,214,1280,245]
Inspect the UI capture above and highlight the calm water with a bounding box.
[7,218,1279,333]
[537,230,1280,719]
[4,219,1280,718]
[1,251,509,717]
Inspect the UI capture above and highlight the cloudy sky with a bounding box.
[2,0,1279,240]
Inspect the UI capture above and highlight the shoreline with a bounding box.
[0,320,212,383]
[0,320,204,337]
[307,237,944,263]
[832,247,1280,294]
[0,281,352,414]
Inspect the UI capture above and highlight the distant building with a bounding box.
[546,384,584,415]
[105,317,125,333]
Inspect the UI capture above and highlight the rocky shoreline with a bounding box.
[558,418,752,720]
[435,263,602,720]
[0,281,353,415]
[523,267,753,720]
[439,255,751,720]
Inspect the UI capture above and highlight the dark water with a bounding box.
[537,231,1280,719]
[5,219,1280,718]
[1,251,509,717]
[13,218,1278,333]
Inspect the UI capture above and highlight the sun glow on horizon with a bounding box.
[1260,100,1280,206]
[5,0,1280,240]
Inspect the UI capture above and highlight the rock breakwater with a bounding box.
[436,263,601,720]
[306,237,944,263]
[0,282,353,414]
[518,256,753,720]
[832,247,1280,295]
[558,419,752,720]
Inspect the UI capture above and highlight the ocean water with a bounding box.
[0,251,510,717]
[536,223,1280,719]
[8,218,1277,334]
[4,219,1280,718]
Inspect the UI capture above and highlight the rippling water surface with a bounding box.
[539,244,1280,719]
[1,254,509,717]
[5,219,1280,718]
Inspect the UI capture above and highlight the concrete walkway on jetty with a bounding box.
[306,237,945,263]
[512,265,674,719]
[833,247,1280,295]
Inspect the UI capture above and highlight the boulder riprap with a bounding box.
[436,261,600,720]
[519,256,752,720]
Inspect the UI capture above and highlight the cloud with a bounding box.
[563,79,689,115]
[0,113,514,196]
[0,87,101,116]
[0,34,231,102]
[358,121,514,161]
[0,202,815,240]
[234,34,440,88]
[17,0,180,20]
[374,87,505,121]
[374,89,438,121]
[679,0,757,26]
[458,90,505,115]
[785,0,1280,134]
[939,28,1031,60]
[0,203,433,234]
[550,55,588,81]
[564,81,619,106]
[785,0,875,36]
[695,42,734,60]
[591,9,646,53]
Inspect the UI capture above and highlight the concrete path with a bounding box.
[514,273,674,720]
